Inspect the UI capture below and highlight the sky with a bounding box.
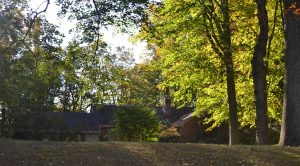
[29,0,148,63]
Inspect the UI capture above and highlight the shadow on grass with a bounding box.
[129,143,300,166]
[1,140,300,166]
[0,140,155,166]
[238,145,300,166]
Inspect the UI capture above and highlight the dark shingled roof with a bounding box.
[171,112,194,128]
[169,107,194,123]
[94,105,194,123]
[45,105,194,132]
[45,111,112,132]
[152,106,194,123]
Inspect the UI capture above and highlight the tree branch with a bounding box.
[203,13,225,61]
[2,0,50,55]
[205,3,224,37]
[23,0,50,41]
[279,0,285,32]
[249,25,259,38]
[204,8,225,53]
[267,0,279,59]
[92,0,102,57]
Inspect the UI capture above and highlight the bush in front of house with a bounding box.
[158,127,180,142]
[11,112,82,141]
[11,112,53,140]
[111,106,161,142]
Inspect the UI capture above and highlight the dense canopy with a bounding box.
[1,0,300,146]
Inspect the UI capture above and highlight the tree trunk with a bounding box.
[203,0,240,145]
[225,59,240,145]
[222,0,240,145]
[279,0,300,146]
[252,0,269,145]
[0,108,6,137]
[162,87,171,122]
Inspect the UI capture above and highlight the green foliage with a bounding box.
[57,0,152,44]
[111,106,161,142]
[0,3,63,114]
[139,0,241,128]
[0,0,286,143]
[138,0,284,130]
[116,60,161,106]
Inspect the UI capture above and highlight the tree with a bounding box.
[202,2,236,127]
[252,0,269,144]
[0,1,65,137]
[0,0,27,136]
[111,106,161,142]
[116,60,161,106]
[279,0,300,146]
[57,0,153,46]
[140,0,240,145]
[0,0,289,143]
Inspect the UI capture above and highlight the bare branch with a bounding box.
[92,0,102,57]
[23,0,50,41]
[249,25,259,38]
[21,40,35,56]
[2,0,50,55]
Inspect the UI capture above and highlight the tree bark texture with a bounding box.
[0,108,6,137]
[279,0,300,146]
[203,0,240,145]
[225,59,240,145]
[163,87,171,121]
[222,0,240,145]
[252,0,269,145]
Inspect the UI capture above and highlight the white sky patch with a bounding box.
[101,27,149,63]
[29,0,148,63]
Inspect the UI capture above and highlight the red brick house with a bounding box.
[170,113,200,142]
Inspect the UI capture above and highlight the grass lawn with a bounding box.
[0,139,300,166]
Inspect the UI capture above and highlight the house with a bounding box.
[12,105,199,142]
[90,105,198,142]
[11,110,116,141]
[91,105,194,124]
[42,105,123,141]
[44,111,115,142]
[51,105,197,142]
[170,112,200,142]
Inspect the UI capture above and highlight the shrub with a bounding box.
[158,127,180,142]
[111,106,161,142]
[11,112,74,141]
[11,112,52,140]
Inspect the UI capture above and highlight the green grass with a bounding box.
[0,139,300,166]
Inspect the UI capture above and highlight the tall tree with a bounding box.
[199,0,240,145]
[0,1,65,135]
[221,0,240,145]
[252,0,269,144]
[279,0,300,146]
[140,0,240,145]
